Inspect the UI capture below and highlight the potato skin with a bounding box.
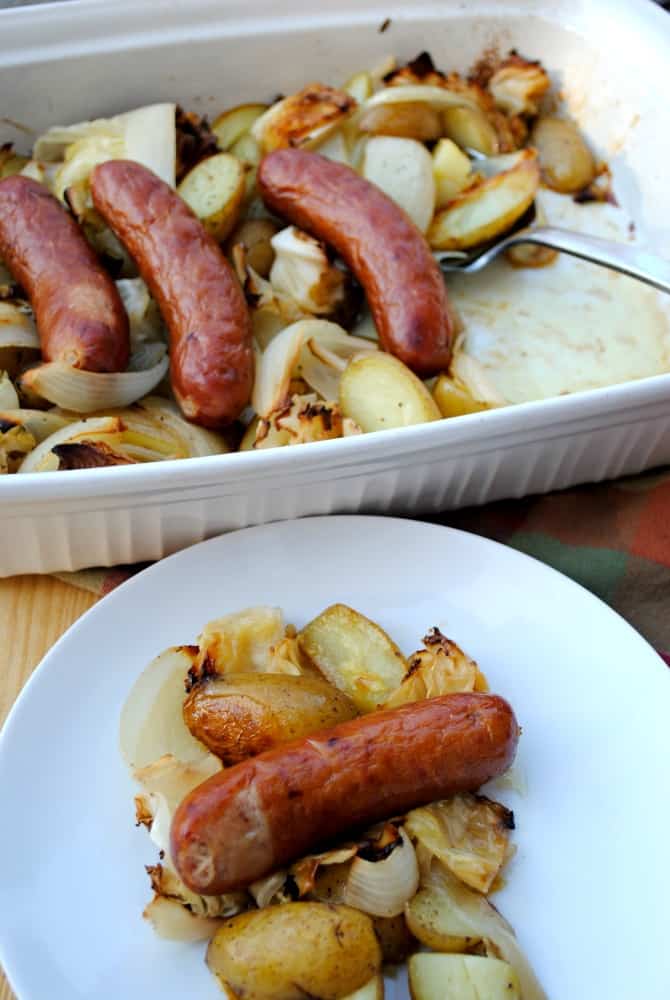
[206,902,382,1000]
[530,116,595,193]
[183,672,357,764]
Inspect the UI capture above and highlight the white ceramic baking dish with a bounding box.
[1,0,669,577]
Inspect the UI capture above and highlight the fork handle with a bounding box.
[506,226,670,294]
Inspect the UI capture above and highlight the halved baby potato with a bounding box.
[530,115,595,193]
[339,352,441,434]
[212,103,268,151]
[206,903,382,1000]
[178,152,246,242]
[182,672,356,764]
[362,136,435,232]
[409,954,521,1000]
[428,148,540,250]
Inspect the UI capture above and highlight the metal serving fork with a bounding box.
[435,201,670,294]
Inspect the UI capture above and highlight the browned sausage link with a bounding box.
[258,148,455,377]
[91,160,253,427]
[0,176,129,372]
[171,692,519,894]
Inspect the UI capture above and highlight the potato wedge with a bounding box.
[530,116,595,193]
[442,107,499,156]
[428,148,539,250]
[207,903,382,1000]
[343,976,384,1000]
[433,374,491,418]
[359,101,443,141]
[362,136,435,233]
[178,152,246,242]
[212,103,268,150]
[409,953,521,1000]
[298,603,407,712]
[339,352,441,434]
[183,672,357,764]
[432,138,473,208]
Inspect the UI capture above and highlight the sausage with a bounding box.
[90,160,253,427]
[257,148,455,377]
[0,175,129,372]
[171,691,519,894]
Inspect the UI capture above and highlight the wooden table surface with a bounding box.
[0,575,98,1000]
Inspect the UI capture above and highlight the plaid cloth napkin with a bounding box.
[54,465,670,663]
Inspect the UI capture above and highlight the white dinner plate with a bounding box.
[0,516,669,999]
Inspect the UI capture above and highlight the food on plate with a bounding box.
[120,603,545,997]
[1,45,654,473]
[171,691,518,894]
[91,159,254,426]
[258,148,456,376]
[0,175,129,371]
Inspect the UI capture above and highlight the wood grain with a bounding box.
[0,575,97,1000]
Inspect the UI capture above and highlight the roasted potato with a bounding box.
[339,353,442,434]
[530,116,595,193]
[212,103,269,150]
[428,149,539,250]
[183,672,357,764]
[177,152,246,242]
[206,903,382,1000]
[432,138,473,207]
[362,136,435,233]
[409,953,521,1000]
[298,603,407,712]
